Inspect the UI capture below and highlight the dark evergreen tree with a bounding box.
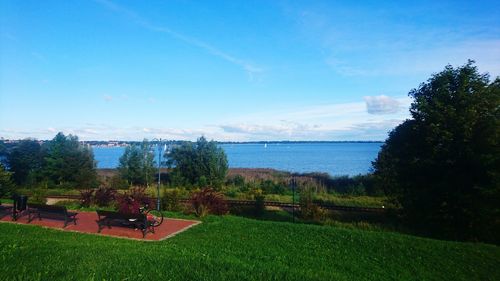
[6,139,44,186]
[43,132,97,188]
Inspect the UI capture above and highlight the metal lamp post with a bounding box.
[151,138,163,211]
[292,177,296,223]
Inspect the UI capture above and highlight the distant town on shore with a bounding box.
[0,139,384,147]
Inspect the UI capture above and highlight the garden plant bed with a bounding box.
[0,208,200,241]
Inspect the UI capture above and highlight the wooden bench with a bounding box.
[95,210,155,238]
[28,204,78,227]
[0,204,13,219]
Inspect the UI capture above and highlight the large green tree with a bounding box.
[373,61,499,243]
[118,140,156,186]
[6,139,44,186]
[43,132,97,188]
[167,137,228,189]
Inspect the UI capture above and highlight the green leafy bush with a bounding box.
[108,175,129,190]
[161,188,183,211]
[254,194,266,217]
[29,188,47,204]
[299,188,326,222]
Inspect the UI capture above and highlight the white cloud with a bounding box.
[220,121,318,137]
[1,97,412,141]
[103,95,113,102]
[364,95,401,115]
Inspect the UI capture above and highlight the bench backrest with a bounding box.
[29,204,67,214]
[96,210,145,221]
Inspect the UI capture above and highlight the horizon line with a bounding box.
[1,138,385,143]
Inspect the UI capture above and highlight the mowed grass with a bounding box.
[0,215,499,281]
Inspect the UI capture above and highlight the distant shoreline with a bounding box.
[89,140,384,147]
[217,141,384,144]
[1,139,384,147]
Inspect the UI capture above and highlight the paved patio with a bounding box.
[0,207,200,241]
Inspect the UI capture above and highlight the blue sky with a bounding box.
[1,0,499,141]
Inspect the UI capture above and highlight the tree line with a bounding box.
[0,133,97,189]
[115,136,227,188]
[0,134,227,191]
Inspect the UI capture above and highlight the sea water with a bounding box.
[93,142,382,176]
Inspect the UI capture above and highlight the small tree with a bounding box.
[118,140,155,187]
[167,137,228,189]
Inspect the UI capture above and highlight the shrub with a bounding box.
[129,187,152,207]
[248,188,266,217]
[108,175,129,190]
[259,179,287,195]
[161,188,183,211]
[116,187,152,214]
[79,189,94,207]
[116,194,141,214]
[190,187,228,217]
[94,187,117,207]
[254,194,265,217]
[0,164,14,199]
[223,186,239,198]
[29,188,47,204]
[226,174,245,187]
[299,188,326,222]
[346,184,366,196]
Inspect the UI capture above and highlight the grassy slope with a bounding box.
[0,216,499,281]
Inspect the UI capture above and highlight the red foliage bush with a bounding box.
[116,187,152,214]
[79,189,94,207]
[94,187,117,207]
[116,194,141,214]
[190,187,228,217]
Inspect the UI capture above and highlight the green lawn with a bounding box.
[0,215,499,281]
